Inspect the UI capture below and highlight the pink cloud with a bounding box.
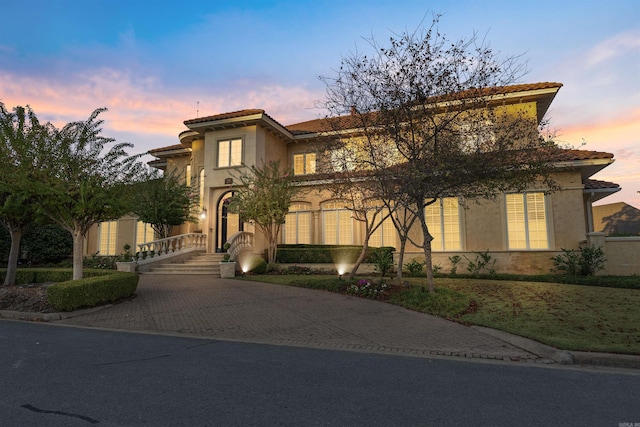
[0,68,323,141]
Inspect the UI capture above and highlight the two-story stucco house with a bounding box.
[87,82,633,275]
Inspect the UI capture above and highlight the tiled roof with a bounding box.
[148,144,189,155]
[554,150,614,161]
[584,179,620,190]
[184,109,265,126]
[286,82,563,134]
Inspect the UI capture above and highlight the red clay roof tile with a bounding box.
[285,82,564,134]
[184,109,266,126]
[584,179,620,190]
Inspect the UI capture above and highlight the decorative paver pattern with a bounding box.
[56,275,553,363]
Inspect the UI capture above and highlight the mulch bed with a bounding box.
[0,285,56,313]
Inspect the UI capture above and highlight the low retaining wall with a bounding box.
[587,233,640,276]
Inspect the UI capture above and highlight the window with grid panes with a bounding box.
[322,202,353,245]
[283,203,312,244]
[369,208,396,247]
[98,221,118,256]
[135,222,156,246]
[293,153,316,175]
[425,198,462,251]
[217,138,242,167]
[506,192,548,249]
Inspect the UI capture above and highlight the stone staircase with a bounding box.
[142,252,225,275]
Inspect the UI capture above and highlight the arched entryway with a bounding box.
[215,191,243,252]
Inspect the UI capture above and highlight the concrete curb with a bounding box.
[0,304,111,322]
[472,326,574,364]
[473,325,640,369]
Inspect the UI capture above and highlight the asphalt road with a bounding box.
[1,320,639,426]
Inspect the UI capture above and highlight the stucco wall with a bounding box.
[602,237,640,275]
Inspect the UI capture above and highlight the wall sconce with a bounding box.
[200,208,207,220]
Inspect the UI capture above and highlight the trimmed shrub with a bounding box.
[274,244,395,264]
[47,272,138,312]
[21,224,73,264]
[0,268,110,285]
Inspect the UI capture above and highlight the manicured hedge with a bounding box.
[47,272,139,312]
[0,268,109,285]
[274,245,395,264]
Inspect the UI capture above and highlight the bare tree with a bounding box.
[320,15,559,292]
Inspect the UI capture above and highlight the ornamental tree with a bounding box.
[38,108,144,280]
[0,104,52,285]
[227,160,299,265]
[130,169,198,239]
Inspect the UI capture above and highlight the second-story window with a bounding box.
[293,153,316,175]
[218,138,242,167]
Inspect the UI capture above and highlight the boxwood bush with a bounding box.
[274,245,395,264]
[47,272,139,312]
[0,268,110,285]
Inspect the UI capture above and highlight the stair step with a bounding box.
[141,252,230,275]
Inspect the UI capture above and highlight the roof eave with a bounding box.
[584,187,621,203]
[554,158,615,179]
[186,112,295,140]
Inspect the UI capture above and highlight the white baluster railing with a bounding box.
[137,233,207,260]
[226,231,254,261]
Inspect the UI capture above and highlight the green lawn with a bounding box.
[239,274,640,355]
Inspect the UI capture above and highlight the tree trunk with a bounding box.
[422,238,435,293]
[267,227,277,265]
[72,228,84,280]
[418,215,435,293]
[348,239,369,280]
[395,237,407,279]
[3,228,22,286]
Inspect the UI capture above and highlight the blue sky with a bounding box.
[1,0,639,207]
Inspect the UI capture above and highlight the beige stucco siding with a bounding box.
[464,198,504,251]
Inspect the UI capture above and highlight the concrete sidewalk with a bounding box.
[49,275,562,364]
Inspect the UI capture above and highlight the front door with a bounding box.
[216,191,242,251]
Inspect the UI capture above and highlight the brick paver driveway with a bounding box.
[56,275,550,363]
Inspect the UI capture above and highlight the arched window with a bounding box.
[283,203,312,244]
[322,202,353,245]
[369,208,396,247]
[198,168,205,211]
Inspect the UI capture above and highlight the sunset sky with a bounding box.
[1,0,638,208]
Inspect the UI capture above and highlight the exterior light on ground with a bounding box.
[336,264,348,279]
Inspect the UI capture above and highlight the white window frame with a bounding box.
[425,198,462,251]
[369,208,396,248]
[322,202,353,245]
[135,221,156,247]
[98,221,118,256]
[217,138,243,168]
[505,192,549,250]
[283,203,312,244]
